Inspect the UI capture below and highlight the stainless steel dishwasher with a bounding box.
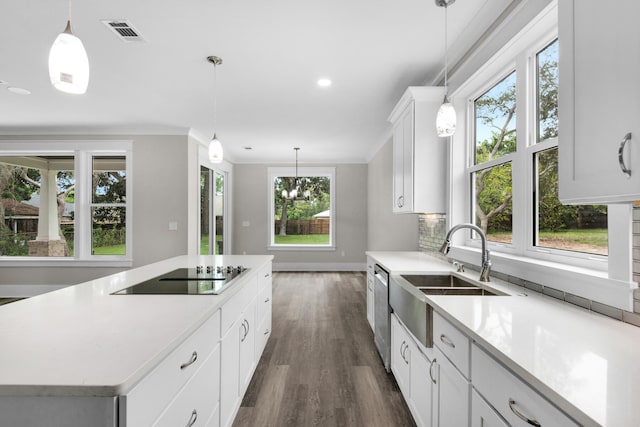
[373,264,391,372]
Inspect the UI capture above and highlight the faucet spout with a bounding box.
[440,223,491,282]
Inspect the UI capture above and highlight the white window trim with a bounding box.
[0,140,132,267]
[447,1,634,310]
[267,166,336,251]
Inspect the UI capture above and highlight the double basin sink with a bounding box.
[389,273,507,348]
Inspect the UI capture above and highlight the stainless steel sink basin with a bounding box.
[401,274,476,288]
[390,273,507,348]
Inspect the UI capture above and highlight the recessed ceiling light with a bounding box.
[7,86,31,95]
[317,78,332,88]
[243,146,253,150]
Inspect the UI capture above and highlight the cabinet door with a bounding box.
[558,0,640,203]
[238,297,257,397]
[435,346,470,427]
[392,103,414,213]
[471,389,508,427]
[220,321,240,427]
[390,315,411,397]
[366,273,374,331]
[410,345,435,427]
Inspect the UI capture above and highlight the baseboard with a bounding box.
[273,262,366,272]
[0,284,68,298]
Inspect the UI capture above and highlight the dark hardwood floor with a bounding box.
[233,272,415,427]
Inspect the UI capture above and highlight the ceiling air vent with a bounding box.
[101,20,146,43]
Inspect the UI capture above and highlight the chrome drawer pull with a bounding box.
[245,319,250,336]
[264,329,270,335]
[439,334,455,348]
[397,195,404,208]
[187,409,198,426]
[264,273,270,278]
[265,298,270,303]
[618,132,632,177]
[240,321,247,342]
[180,351,198,370]
[429,358,437,384]
[508,398,541,427]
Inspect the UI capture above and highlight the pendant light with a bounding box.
[207,55,224,163]
[282,148,311,201]
[49,0,90,94]
[435,0,457,137]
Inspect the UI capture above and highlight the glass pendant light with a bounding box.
[282,148,310,201]
[49,0,89,94]
[435,0,457,137]
[207,56,224,163]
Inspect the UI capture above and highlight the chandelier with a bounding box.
[281,147,310,201]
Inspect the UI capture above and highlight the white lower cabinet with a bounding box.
[390,314,436,427]
[434,345,470,427]
[471,389,508,427]
[472,344,578,427]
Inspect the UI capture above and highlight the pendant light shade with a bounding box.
[209,134,223,163]
[435,0,456,137]
[207,56,224,163]
[436,96,456,137]
[49,20,90,94]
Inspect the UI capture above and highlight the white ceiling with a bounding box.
[0,0,509,163]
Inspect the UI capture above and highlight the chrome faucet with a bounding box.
[439,223,491,282]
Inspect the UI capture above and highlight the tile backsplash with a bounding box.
[417,213,447,257]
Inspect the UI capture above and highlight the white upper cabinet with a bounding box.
[558,0,640,203]
[389,87,447,213]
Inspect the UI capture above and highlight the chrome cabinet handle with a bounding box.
[186,409,198,427]
[400,342,409,364]
[429,358,437,384]
[618,132,632,177]
[439,334,455,348]
[508,398,541,427]
[265,298,270,303]
[264,329,270,335]
[240,321,247,342]
[400,342,406,361]
[180,351,198,370]
[397,195,404,208]
[245,319,250,337]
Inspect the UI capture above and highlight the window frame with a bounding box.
[0,140,132,267]
[267,166,336,251]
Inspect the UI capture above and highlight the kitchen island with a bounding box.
[0,254,273,427]
[367,251,640,427]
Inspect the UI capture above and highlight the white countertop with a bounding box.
[367,251,640,427]
[0,255,272,397]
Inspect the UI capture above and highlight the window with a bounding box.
[200,166,226,255]
[268,167,335,250]
[464,36,607,263]
[0,141,132,263]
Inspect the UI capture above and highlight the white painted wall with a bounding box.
[367,139,418,251]
[0,134,192,289]
[233,163,367,270]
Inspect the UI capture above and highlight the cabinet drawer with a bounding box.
[153,345,220,427]
[257,263,272,291]
[472,344,578,427]
[256,282,272,326]
[471,389,508,427]
[433,312,470,379]
[122,310,220,426]
[221,274,257,335]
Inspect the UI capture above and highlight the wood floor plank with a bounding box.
[233,272,415,427]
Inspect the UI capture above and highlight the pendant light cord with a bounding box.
[444,3,448,92]
[213,62,217,135]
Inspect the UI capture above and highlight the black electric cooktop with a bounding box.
[112,266,249,295]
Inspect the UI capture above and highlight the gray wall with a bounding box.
[233,163,367,270]
[367,139,418,251]
[0,134,191,286]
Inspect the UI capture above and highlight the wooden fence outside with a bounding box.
[274,218,330,235]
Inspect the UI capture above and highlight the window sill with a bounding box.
[268,245,336,252]
[447,246,634,311]
[0,258,133,268]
